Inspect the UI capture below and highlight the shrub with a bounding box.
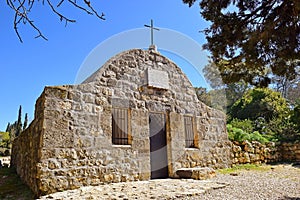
[229,118,253,133]
[230,88,289,122]
[227,124,250,143]
[227,124,270,144]
[249,131,269,144]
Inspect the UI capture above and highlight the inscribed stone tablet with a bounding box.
[147,68,169,90]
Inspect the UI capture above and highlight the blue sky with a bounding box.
[0,0,211,131]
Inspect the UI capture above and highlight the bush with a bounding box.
[229,118,253,133]
[249,131,269,144]
[230,88,289,122]
[227,124,270,144]
[227,124,250,143]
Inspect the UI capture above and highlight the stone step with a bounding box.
[176,167,216,180]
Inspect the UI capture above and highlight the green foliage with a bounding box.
[16,105,22,137]
[268,118,300,142]
[0,132,11,156]
[0,132,10,148]
[229,118,253,134]
[250,131,269,144]
[230,88,289,121]
[227,124,250,143]
[291,103,300,131]
[5,105,29,147]
[23,113,28,130]
[227,123,270,144]
[225,82,249,109]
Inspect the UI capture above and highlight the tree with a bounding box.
[287,82,300,106]
[0,132,10,149]
[195,87,212,106]
[6,0,105,42]
[202,60,250,111]
[195,86,227,112]
[271,65,300,99]
[16,106,22,137]
[230,88,289,122]
[5,105,29,144]
[225,82,249,109]
[23,113,28,130]
[183,0,300,86]
[202,60,224,89]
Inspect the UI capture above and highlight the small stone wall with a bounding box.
[231,141,300,165]
[280,143,300,161]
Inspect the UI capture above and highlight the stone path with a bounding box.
[38,164,300,200]
[38,179,228,200]
[198,164,300,200]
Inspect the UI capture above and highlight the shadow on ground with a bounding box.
[0,167,35,200]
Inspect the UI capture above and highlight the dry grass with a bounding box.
[217,163,272,174]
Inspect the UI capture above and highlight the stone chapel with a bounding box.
[11,48,232,196]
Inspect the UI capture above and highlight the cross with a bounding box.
[144,19,160,46]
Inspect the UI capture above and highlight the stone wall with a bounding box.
[11,92,45,195]
[280,143,300,162]
[169,111,232,173]
[231,141,300,165]
[11,49,230,196]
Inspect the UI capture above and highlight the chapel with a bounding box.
[11,47,231,196]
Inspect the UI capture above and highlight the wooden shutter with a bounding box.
[112,108,128,145]
[184,116,195,148]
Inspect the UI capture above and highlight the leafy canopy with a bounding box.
[184,0,300,86]
[230,88,289,121]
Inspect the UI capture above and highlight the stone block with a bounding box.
[176,167,216,180]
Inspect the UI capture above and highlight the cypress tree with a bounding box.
[23,113,28,130]
[5,123,10,133]
[16,105,22,136]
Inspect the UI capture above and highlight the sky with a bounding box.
[0,0,212,131]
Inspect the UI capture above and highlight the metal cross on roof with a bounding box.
[144,19,160,46]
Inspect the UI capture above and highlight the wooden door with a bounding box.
[149,112,168,179]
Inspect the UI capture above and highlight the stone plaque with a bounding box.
[147,68,169,90]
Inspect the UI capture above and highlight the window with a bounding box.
[112,108,131,145]
[184,116,196,148]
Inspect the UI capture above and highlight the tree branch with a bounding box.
[6,0,105,42]
[67,0,93,15]
[46,0,76,25]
